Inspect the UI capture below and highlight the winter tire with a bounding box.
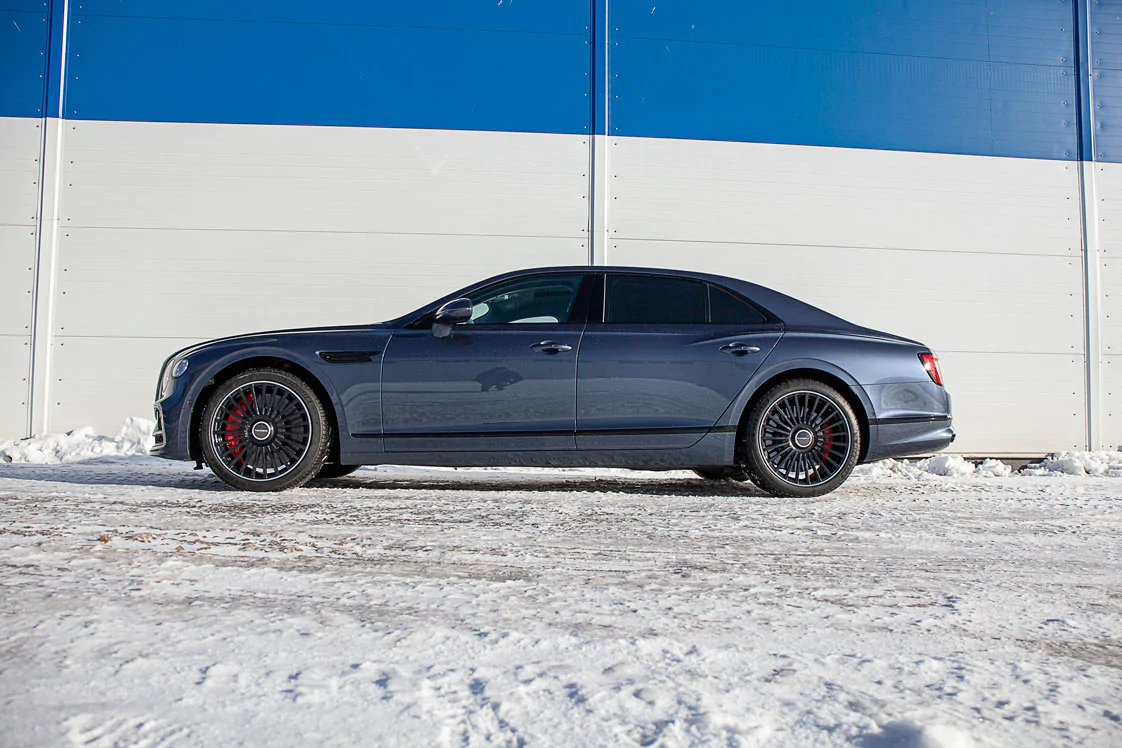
[742,378,861,498]
[200,368,331,492]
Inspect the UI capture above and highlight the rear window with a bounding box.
[605,275,706,324]
[709,285,768,325]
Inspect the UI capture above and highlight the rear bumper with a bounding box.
[864,417,955,462]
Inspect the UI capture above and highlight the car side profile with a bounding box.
[152,267,954,497]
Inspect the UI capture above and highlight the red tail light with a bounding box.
[919,352,944,386]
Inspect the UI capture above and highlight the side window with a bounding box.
[467,275,584,325]
[605,275,706,324]
[709,285,768,325]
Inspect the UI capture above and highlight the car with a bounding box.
[151,267,954,496]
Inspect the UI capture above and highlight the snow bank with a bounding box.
[853,455,1012,480]
[1020,450,1122,477]
[0,417,155,464]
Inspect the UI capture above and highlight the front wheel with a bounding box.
[742,378,861,498]
[200,368,331,491]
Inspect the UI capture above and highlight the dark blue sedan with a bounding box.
[152,267,953,496]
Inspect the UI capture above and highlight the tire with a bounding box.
[315,464,361,480]
[199,368,331,491]
[741,378,861,498]
[692,466,749,481]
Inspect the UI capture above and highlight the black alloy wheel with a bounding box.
[742,378,861,497]
[200,368,330,491]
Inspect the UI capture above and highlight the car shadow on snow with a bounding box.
[309,473,771,498]
[0,460,773,498]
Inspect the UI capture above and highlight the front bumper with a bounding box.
[150,368,195,461]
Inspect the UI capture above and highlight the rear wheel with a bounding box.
[200,368,331,491]
[692,467,749,481]
[315,464,361,480]
[742,378,860,498]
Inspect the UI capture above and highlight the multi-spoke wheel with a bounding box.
[742,378,861,497]
[199,368,331,491]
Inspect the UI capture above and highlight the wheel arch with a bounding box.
[733,365,873,466]
[189,355,341,465]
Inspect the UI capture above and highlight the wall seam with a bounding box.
[27,0,70,436]
[1074,0,1102,450]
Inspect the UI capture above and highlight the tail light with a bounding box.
[919,352,943,386]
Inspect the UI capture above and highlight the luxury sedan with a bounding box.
[152,267,954,496]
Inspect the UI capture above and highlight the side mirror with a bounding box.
[432,298,473,338]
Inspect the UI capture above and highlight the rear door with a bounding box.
[576,274,782,450]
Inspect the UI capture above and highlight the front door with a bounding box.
[577,274,782,450]
[381,273,590,452]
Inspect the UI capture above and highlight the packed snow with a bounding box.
[0,417,154,464]
[0,425,1120,746]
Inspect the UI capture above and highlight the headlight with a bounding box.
[171,359,189,378]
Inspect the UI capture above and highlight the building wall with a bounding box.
[1,0,1118,455]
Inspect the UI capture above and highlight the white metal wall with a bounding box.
[604,137,1089,455]
[2,117,1117,454]
[39,121,591,432]
[0,117,41,437]
[1100,162,1122,449]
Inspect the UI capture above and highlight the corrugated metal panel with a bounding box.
[45,122,590,432]
[937,351,1086,454]
[609,0,1078,160]
[59,122,590,235]
[1090,0,1122,163]
[609,138,1081,256]
[607,137,1086,454]
[1099,162,1122,446]
[48,336,167,434]
[65,1,592,134]
[0,226,37,336]
[1105,355,1122,448]
[0,5,49,118]
[0,116,42,229]
[0,116,40,436]
[54,228,586,338]
[0,336,30,436]
[611,238,1083,356]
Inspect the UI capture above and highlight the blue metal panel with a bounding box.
[1090,0,1122,162]
[610,0,1080,160]
[65,0,592,134]
[0,4,49,117]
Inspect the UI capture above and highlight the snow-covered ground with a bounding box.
[1,437,1120,746]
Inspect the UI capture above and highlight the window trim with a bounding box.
[705,283,778,326]
[407,272,595,329]
[601,273,708,325]
[593,273,780,326]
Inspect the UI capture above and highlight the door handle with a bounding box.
[530,341,573,355]
[719,342,761,356]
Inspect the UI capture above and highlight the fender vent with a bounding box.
[318,350,381,364]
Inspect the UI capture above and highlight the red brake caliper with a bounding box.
[223,393,254,466]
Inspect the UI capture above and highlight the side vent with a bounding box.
[318,351,381,364]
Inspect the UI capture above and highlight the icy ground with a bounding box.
[1,458,1120,747]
